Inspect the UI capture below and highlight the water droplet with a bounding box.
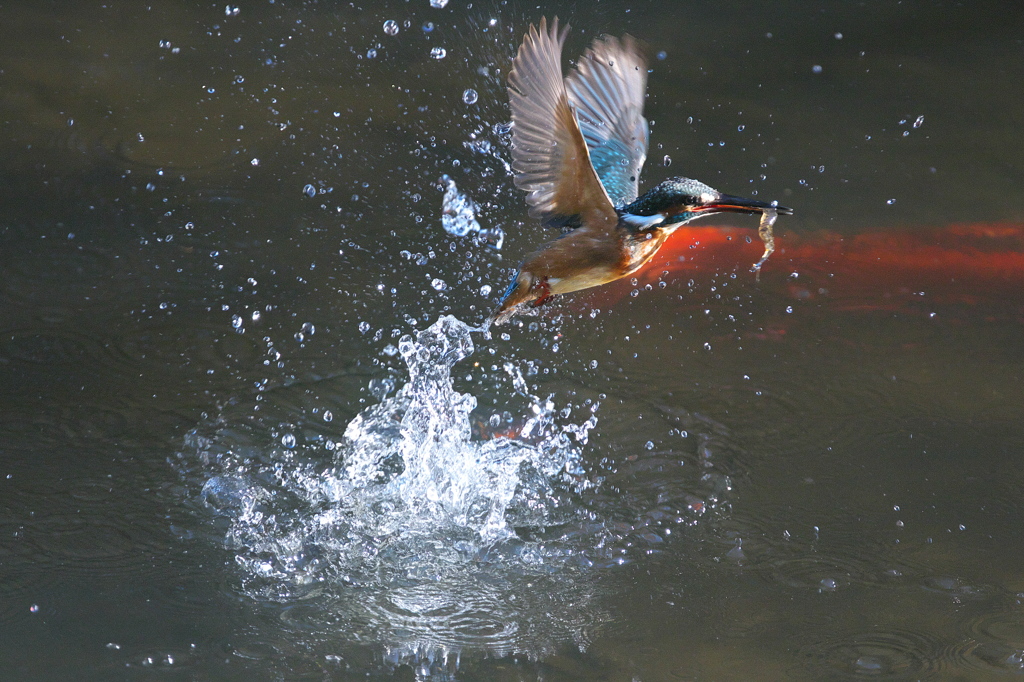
[366,48,377,59]
[812,64,823,74]
[225,5,240,17]
[430,0,449,7]
[462,88,478,104]
[479,284,492,296]
[358,321,371,334]
[302,322,315,335]
[422,21,434,32]
[430,47,447,59]
[644,441,654,451]
[383,20,399,36]
[281,433,296,449]
[302,184,316,197]
[231,315,243,329]
[323,411,333,422]
[662,155,672,167]
[834,32,843,39]
[656,50,667,60]
[431,278,447,291]
[886,198,896,205]
[913,115,924,128]
[440,177,481,237]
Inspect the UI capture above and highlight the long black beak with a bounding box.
[702,193,794,216]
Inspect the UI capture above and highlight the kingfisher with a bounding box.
[490,18,792,325]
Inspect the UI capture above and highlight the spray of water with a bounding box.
[182,316,609,660]
[178,313,733,675]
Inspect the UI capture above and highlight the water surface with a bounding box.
[1,0,1023,679]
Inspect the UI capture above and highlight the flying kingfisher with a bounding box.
[490,18,792,325]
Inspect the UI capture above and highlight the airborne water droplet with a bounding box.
[383,20,399,36]
[462,89,478,104]
[430,47,447,59]
[430,0,449,7]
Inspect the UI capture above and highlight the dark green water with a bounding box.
[2,0,1023,679]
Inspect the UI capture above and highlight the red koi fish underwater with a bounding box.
[593,222,1024,322]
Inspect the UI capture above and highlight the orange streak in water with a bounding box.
[597,222,1024,316]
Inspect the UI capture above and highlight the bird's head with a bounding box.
[622,177,793,229]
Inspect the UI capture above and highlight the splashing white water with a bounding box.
[188,316,596,597]
[320,315,582,544]
[440,175,504,249]
[179,315,727,670]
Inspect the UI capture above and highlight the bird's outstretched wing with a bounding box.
[566,34,649,207]
[508,18,618,230]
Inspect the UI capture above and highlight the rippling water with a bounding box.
[2,0,1024,679]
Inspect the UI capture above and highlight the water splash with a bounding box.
[182,316,604,660]
[330,315,578,544]
[179,315,727,672]
[440,175,504,249]
[440,175,481,237]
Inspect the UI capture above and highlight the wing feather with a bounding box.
[565,33,649,206]
[508,18,618,230]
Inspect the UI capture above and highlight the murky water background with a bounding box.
[2,0,1023,679]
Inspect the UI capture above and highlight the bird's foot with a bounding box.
[529,278,553,307]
